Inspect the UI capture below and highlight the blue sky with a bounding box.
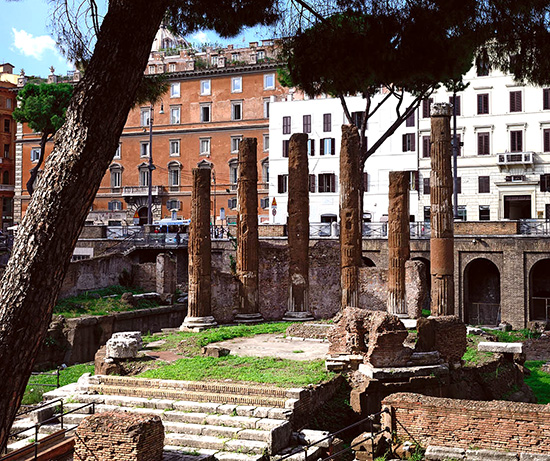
[0,0,275,78]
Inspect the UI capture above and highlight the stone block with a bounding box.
[111,331,143,349]
[201,345,230,357]
[416,316,467,363]
[358,363,449,380]
[465,448,518,460]
[478,341,523,354]
[520,454,550,461]
[425,446,465,460]
[105,336,138,359]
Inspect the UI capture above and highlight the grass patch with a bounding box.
[483,329,540,343]
[143,322,293,355]
[23,363,94,405]
[421,309,431,317]
[462,334,493,365]
[54,285,157,318]
[525,361,550,404]
[138,355,334,386]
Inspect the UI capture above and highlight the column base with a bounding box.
[180,316,217,331]
[282,311,315,322]
[234,313,264,324]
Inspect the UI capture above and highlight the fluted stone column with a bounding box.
[284,133,314,321]
[340,125,362,310]
[181,162,217,330]
[387,171,410,316]
[430,103,455,316]
[234,138,264,324]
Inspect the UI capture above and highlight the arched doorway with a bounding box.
[529,259,550,322]
[137,206,149,226]
[464,258,501,325]
[362,256,376,267]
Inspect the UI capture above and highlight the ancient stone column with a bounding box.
[181,162,217,330]
[430,103,455,316]
[340,125,362,310]
[234,138,264,323]
[387,171,410,316]
[284,133,314,321]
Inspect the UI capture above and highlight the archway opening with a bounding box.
[137,206,149,226]
[362,257,376,267]
[464,258,501,325]
[529,259,550,321]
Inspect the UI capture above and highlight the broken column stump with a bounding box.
[284,133,314,321]
[235,138,264,324]
[181,162,217,330]
[430,103,455,316]
[387,171,410,316]
[340,125,362,310]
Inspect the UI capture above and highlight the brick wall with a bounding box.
[259,224,287,237]
[455,221,519,235]
[75,412,164,461]
[382,393,550,454]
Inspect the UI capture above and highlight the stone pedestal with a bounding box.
[430,103,455,316]
[235,138,263,324]
[181,162,217,330]
[387,171,410,316]
[340,125,362,310]
[284,133,314,322]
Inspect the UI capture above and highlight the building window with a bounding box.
[228,197,237,209]
[211,55,218,66]
[263,98,270,118]
[479,205,490,220]
[200,103,211,122]
[282,116,291,135]
[477,132,490,155]
[113,143,121,159]
[148,65,155,74]
[257,50,265,60]
[540,173,550,192]
[422,98,433,118]
[323,113,332,132]
[456,177,462,194]
[231,101,242,121]
[31,147,40,162]
[231,136,242,153]
[229,160,238,188]
[423,177,430,195]
[476,55,490,76]
[168,63,176,72]
[402,133,415,152]
[303,115,311,133]
[424,206,431,222]
[231,52,239,62]
[170,140,180,156]
[453,133,462,156]
[478,176,490,193]
[200,138,210,155]
[544,129,550,152]
[544,89,550,110]
[167,199,181,211]
[457,205,466,221]
[264,73,275,90]
[3,144,9,159]
[510,130,523,152]
[170,106,181,124]
[140,142,150,157]
[307,139,315,156]
[200,79,211,96]
[510,91,522,112]
[231,76,242,93]
[139,167,150,187]
[140,107,150,127]
[278,174,288,193]
[309,174,316,193]
[477,93,489,114]
[282,140,289,158]
[352,111,365,128]
[318,173,336,193]
[422,135,430,158]
[170,82,180,98]
[168,164,180,187]
[5,98,12,109]
[263,134,269,152]
[449,95,461,116]
[262,160,269,184]
[110,167,122,188]
[108,200,122,211]
[320,138,335,155]
[406,112,415,127]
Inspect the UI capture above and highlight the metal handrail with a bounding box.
[16,398,63,418]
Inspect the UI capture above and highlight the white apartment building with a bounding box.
[269,94,421,225]
[418,65,550,222]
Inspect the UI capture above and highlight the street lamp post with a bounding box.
[147,105,156,225]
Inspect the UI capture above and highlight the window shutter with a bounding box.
[309,174,316,193]
[545,129,550,152]
[477,133,483,155]
[456,177,462,194]
[310,139,315,156]
[320,139,325,156]
[283,140,289,158]
[363,172,369,192]
[423,178,430,195]
[330,173,336,192]
[402,134,407,152]
[410,134,416,151]
[278,175,283,194]
[541,174,547,192]
[331,138,336,155]
[422,136,430,158]
[544,89,550,110]
[414,172,420,191]
[108,201,113,211]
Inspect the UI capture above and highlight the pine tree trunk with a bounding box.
[0,0,168,449]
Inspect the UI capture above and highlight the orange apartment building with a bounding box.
[14,34,290,227]
[0,63,16,230]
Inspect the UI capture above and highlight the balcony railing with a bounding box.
[519,219,550,235]
[497,151,533,166]
[122,186,163,196]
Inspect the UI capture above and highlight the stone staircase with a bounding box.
[32,374,328,461]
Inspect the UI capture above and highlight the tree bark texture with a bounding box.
[235,138,263,323]
[284,133,313,321]
[430,103,455,316]
[387,171,410,315]
[181,165,216,330]
[339,125,361,310]
[0,0,169,449]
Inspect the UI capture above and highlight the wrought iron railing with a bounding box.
[519,219,550,235]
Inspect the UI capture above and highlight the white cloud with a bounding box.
[192,31,209,43]
[12,28,57,60]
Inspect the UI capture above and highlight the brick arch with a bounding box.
[527,256,550,322]
[463,257,501,325]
